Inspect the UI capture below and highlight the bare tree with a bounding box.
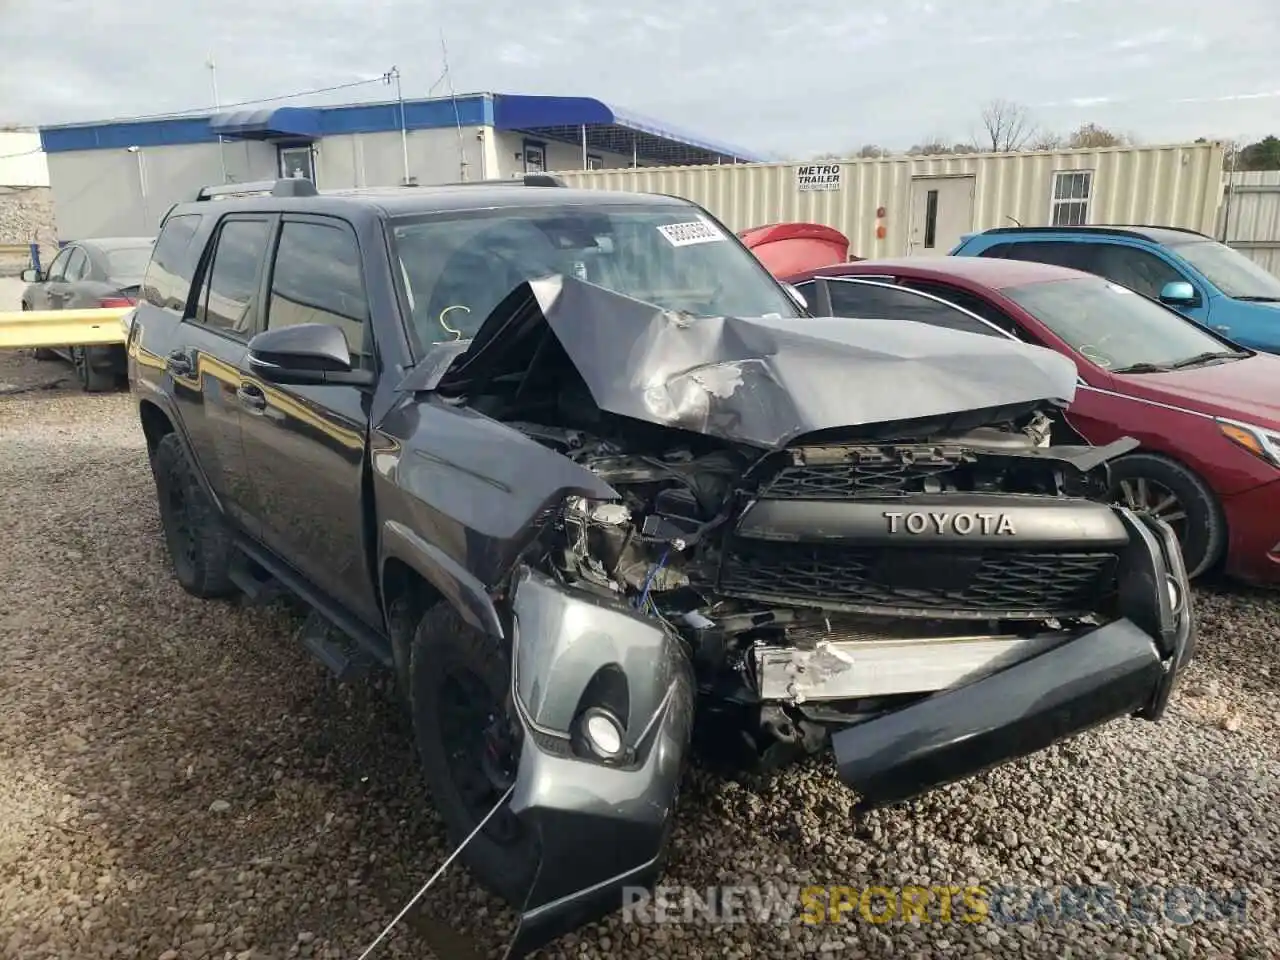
[908,138,953,156]
[856,144,890,158]
[1065,122,1127,149]
[977,99,1035,152]
[1028,130,1064,151]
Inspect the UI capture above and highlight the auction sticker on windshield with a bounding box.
[657,219,726,247]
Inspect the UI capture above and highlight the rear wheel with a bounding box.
[1107,453,1224,579]
[409,603,538,906]
[71,345,116,392]
[151,433,236,598]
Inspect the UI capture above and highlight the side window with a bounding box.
[977,242,1012,259]
[63,248,89,282]
[194,218,272,339]
[266,220,370,362]
[143,214,204,310]
[45,246,72,281]
[996,241,1094,271]
[826,281,1006,337]
[1085,243,1185,300]
[898,280,1020,336]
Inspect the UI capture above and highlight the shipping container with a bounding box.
[552,142,1227,260]
[1219,170,1280,278]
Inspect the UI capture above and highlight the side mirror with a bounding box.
[246,323,374,386]
[21,268,42,283]
[1159,280,1198,306]
[782,282,808,310]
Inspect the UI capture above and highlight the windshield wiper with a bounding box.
[1169,350,1243,369]
[1235,296,1280,302]
[1109,362,1170,374]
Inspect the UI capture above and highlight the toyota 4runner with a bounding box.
[126,177,1195,958]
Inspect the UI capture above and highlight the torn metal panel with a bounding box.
[417,274,1080,450]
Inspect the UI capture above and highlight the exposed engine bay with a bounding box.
[500,398,1131,771]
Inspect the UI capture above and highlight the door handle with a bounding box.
[236,382,267,411]
[165,350,193,376]
[1213,325,1231,333]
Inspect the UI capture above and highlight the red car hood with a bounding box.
[1113,353,1280,430]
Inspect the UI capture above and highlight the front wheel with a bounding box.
[1108,453,1225,579]
[22,304,58,361]
[409,603,538,906]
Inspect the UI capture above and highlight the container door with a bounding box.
[908,176,976,257]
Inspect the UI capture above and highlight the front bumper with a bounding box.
[1220,478,1280,585]
[834,509,1195,810]
[504,568,695,960]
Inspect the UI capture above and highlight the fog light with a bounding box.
[581,707,625,759]
[1166,576,1184,616]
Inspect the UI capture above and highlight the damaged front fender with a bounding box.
[504,567,694,959]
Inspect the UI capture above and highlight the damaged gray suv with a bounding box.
[126,176,1195,957]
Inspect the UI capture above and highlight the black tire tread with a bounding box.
[409,602,537,906]
[151,433,237,598]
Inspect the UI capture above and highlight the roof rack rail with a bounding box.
[194,179,319,201]
[430,174,568,188]
[982,223,1212,241]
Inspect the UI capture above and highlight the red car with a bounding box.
[782,256,1280,584]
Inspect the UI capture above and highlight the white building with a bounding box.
[38,93,764,240]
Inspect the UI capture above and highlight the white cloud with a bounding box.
[0,0,1275,155]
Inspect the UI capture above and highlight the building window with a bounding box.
[586,154,604,171]
[1051,170,1092,226]
[279,145,315,183]
[522,140,546,174]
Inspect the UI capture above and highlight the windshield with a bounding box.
[1170,240,1280,300]
[389,203,800,350]
[105,245,154,282]
[1003,276,1244,371]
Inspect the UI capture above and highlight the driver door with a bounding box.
[236,214,384,628]
[29,246,73,310]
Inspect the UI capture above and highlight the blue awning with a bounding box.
[490,94,766,164]
[208,107,322,141]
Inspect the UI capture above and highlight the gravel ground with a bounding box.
[1,334,1278,960]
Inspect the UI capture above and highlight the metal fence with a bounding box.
[1219,171,1280,277]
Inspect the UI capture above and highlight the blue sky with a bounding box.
[1,0,1276,157]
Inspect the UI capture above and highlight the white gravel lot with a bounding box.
[1,329,1278,960]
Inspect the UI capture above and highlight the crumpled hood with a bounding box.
[431,275,1080,450]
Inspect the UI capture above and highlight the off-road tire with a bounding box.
[151,433,237,598]
[409,602,539,906]
[1108,452,1225,579]
[72,345,116,393]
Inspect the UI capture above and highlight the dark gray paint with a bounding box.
[124,184,1197,960]
[424,274,1081,450]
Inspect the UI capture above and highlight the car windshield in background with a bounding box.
[1170,239,1280,301]
[1003,276,1246,372]
[106,245,154,282]
[389,204,800,350]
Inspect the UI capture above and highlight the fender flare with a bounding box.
[379,519,505,675]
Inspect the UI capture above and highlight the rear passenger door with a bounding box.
[170,214,275,535]
[236,215,383,627]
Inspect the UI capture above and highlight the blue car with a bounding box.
[950,225,1280,353]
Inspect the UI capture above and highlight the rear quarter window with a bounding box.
[142,213,204,311]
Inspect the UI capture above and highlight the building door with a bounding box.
[907,176,975,257]
[278,145,315,182]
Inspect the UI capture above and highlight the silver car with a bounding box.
[21,236,154,391]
